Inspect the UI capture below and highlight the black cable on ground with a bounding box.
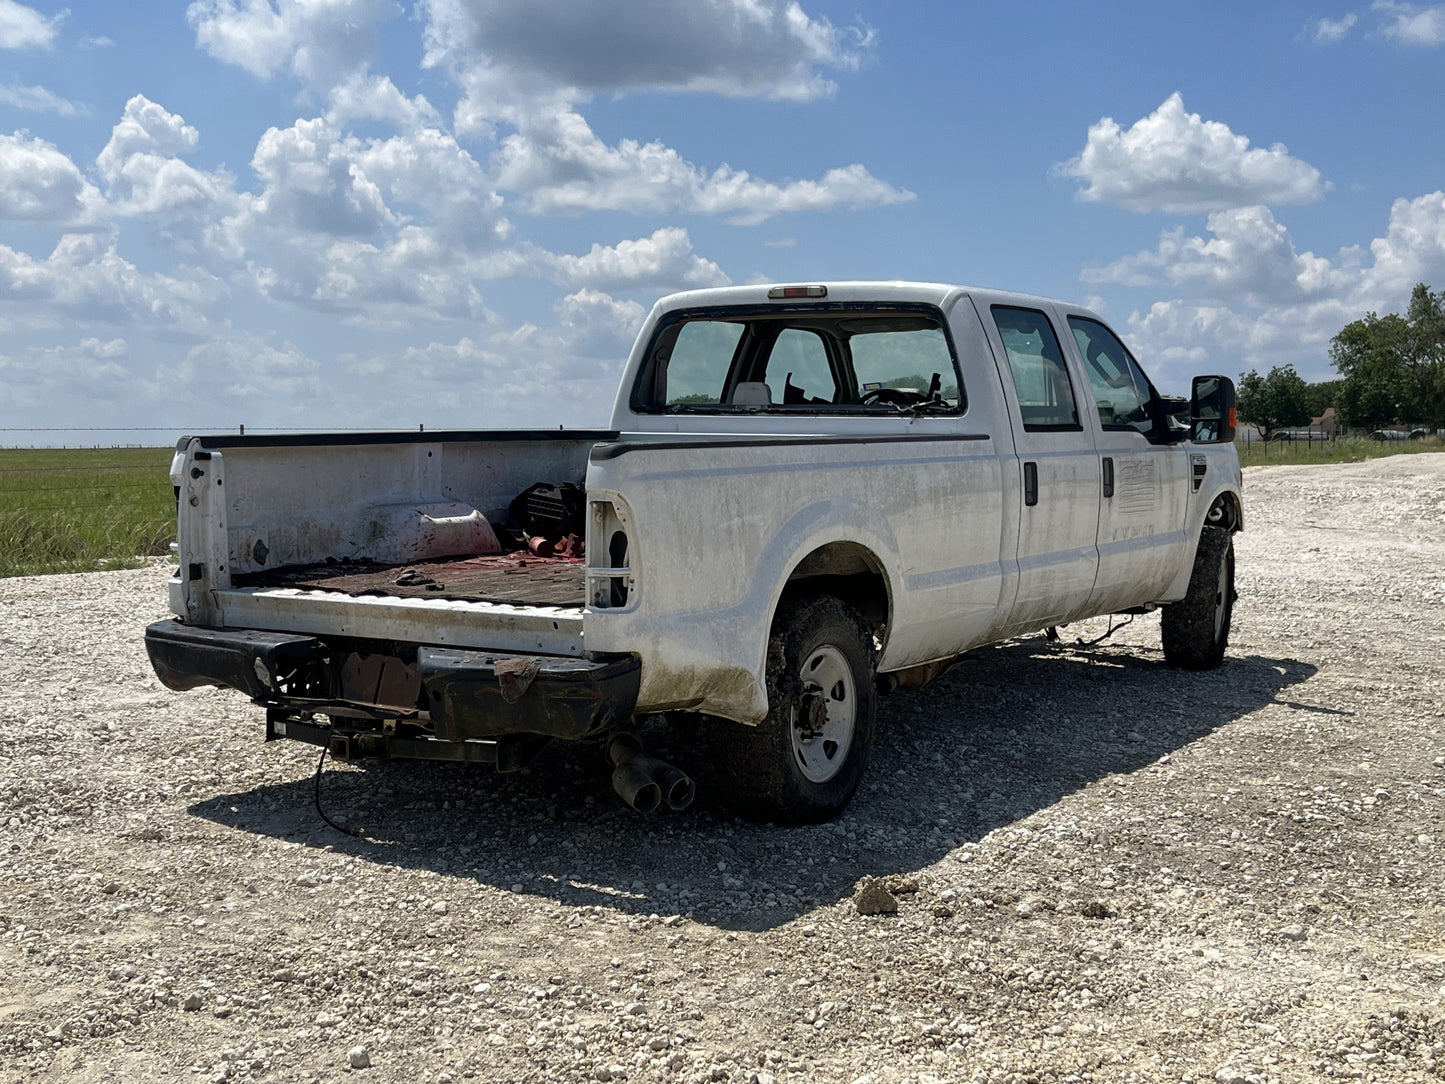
[1075,614,1135,647]
[313,745,367,838]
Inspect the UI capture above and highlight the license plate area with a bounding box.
[338,652,422,712]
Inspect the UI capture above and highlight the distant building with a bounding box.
[1309,407,1337,437]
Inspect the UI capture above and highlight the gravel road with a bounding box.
[3,454,1445,1084]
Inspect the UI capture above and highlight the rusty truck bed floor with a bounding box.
[234,553,587,608]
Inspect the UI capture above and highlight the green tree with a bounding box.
[1236,365,1311,439]
[1405,283,1445,425]
[1302,378,1343,420]
[1329,283,1445,429]
[1336,375,1403,431]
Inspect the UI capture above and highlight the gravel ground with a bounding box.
[3,454,1445,1084]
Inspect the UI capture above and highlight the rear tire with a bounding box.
[1161,527,1235,670]
[704,595,877,824]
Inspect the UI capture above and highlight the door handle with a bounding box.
[1102,456,1115,499]
[1023,461,1038,506]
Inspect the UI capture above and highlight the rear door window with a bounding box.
[991,306,1081,430]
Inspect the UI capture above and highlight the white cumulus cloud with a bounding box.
[34,0,907,427]
[95,97,242,256]
[98,95,201,173]
[165,333,322,401]
[0,341,138,412]
[1362,190,1445,291]
[80,336,127,358]
[1083,206,1348,304]
[1089,192,1445,385]
[0,0,61,50]
[548,289,647,362]
[0,132,104,225]
[230,114,517,321]
[187,0,401,87]
[495,106,911,224]
[0,232,228,333]
[549,228,729,293]
[420,0,872,105]
[335,290,642,425]
[0,83,84,116]
[413,0,907,226]
[325,73,441,129]
[247,117,395,239]
[1058,93,1326,214]
[1374,1,1445,44]
[1307,12,1359,42]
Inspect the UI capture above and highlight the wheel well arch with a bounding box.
[1207,490,1243,532]
[777,541,892,643]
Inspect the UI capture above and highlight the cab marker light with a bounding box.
[767,285,827,299]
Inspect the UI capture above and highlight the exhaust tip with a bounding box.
[607,732,692,812]
[651,760,695,811]
[612,759,662,813]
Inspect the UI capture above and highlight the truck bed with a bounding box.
[233,553,587,608]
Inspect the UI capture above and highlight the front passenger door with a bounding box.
[1066,315,1190,612]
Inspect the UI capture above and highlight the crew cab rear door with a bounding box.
[974,299,1101,633]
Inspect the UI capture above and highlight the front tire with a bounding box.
[704,595,877,824]
[1161,526,1235,669]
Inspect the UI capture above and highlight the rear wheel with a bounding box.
[704,595,877,823]
[1161,527,1235,669]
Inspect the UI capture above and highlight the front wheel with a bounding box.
[1161,527,1235,669]
[704,595,877,824]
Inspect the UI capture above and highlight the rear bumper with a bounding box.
[143,619,641,744]
[145,620,325,701]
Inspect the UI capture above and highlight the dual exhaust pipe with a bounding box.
[609,734,694,813]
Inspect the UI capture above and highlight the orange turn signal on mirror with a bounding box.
[767,285,827,299]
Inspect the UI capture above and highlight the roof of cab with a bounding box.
[650,280,1082,314]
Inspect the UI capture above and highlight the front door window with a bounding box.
[1068,317,1156,438]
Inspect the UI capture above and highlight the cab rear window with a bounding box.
[633,306,965,415]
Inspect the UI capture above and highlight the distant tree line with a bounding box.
[1238,282,1445,437]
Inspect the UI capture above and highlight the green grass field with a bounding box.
[0,447,176,578]
[1236,433,1443,466]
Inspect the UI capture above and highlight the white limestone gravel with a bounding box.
[3,453,1445,1083]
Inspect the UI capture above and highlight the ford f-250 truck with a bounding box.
[145,282,1242,823]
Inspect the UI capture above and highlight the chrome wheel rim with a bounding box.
[790,644,856,783]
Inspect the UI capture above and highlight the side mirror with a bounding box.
[1190,375,1237,444]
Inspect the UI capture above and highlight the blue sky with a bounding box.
[1,0,1443,443]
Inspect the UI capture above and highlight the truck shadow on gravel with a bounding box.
[188,639,1319,932]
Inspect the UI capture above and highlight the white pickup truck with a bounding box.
[145,282,1242,823]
